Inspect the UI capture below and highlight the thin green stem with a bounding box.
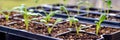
[76,24,81,35]
[47,26,53,34]
[23,8,30,30]
[96,23,100,35]
[69,20,72,27]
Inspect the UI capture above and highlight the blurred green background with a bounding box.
[0,0,68,9]
[1,0,120,10]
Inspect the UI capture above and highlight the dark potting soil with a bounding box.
[0,17,21,26]
[2,11,20,16]
[84,25,120,35]
[7,21,68,37]
[56,32,100,40]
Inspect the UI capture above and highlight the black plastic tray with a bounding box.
[28,5,87,16]
[55,31,104,40]
[0,13,119,40]
[80,7,120,15]
[76,13,120,24]
[0,25,60,40]
[33,10,120,29]
[0,30,6,40]
[0,4,119,40]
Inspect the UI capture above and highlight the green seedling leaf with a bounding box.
[99,13,107,24]
[67,17,79,27]
[31,18,38,20]
[47,18,62,34]
[2,11,10,21]
[53,18,62,26]
[21,4,31,30]
[40,19,47,23]
[44,12,54,22]
[77,0,83,14]
[60,6,67,12]
[105,0,112,8]
[5,15,9,21]
[96,13,107,35]
[77,0,83,5]
[54,10,61,14]
[44,11,58,22]
[60,6,69,17]
[84,1,93,17]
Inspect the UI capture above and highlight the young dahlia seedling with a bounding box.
[67,17,79,27]
[77,0,83,14]
[67,17,80,35]
[95,13,106,35]
[104,0,112,20]
[84,1,93,17]
[40,11,59,24]
[60,6,69,18]
[13,4,42,30]
[76,24,82,35]
[18,4,31,30]
[47,18,62,34]
[0,10,10,21]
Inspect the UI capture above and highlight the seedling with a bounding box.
[77,0,83,14]
[60,6,69,18]
[104,0,112,19]
[18,4,31,30]
[0,10,10,21]
[95,13,107,35]
[40,11,58,24]
[67,17,79,27]
[67,17,79,34]
[76,24,81,35]
[47,18,62,34]
[84,1,93,17]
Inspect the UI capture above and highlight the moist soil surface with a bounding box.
[2,11,20,16]
[0,17,21,26]
[84,25,120,35]
[7,21,68,37]
[56,31,100,40]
